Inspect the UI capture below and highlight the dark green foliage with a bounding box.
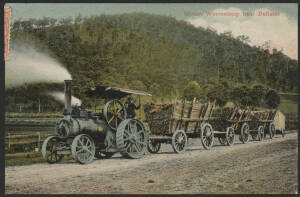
[6,13,297,111]
[265,90,281,109]
[249,83,267,107]
[199,79,230,107]
[182,81,201,101]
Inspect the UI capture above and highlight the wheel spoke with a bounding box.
[130,143,136,152]
[113,101,117,113]
[108,115,115,124]
[86,139,90,146]
[86,149,93,155]
[124,130,130,136]
[78,139,84,146]
[123,136,130,141]
[135,143,141,152]
[131,122,137,134]
[76,148,84,153]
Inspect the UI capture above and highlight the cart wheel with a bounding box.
[171,130,188,154]
[42,136,64,164]
[225,127,235,146]
[200,123,214,150]
[71,134,96,164]
[257,126,264,141]
[147,139,161,153]
[218,137,226,145]
[240,123,250,144]
[116,119,148,159]
[269,123,275,139]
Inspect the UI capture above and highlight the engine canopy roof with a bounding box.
[85,85,152,99]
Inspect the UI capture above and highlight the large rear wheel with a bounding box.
[116,119,148,159]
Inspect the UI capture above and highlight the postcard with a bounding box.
[3,3,298,194]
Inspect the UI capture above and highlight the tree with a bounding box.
[182,81,201,101]
[265,90,280,109]
[249,83,267,107]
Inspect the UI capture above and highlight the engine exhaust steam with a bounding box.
[5,44,71,89]
[47,91,82,106]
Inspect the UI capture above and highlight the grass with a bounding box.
[278,94,298,114]
[5,112,62,118]
[5,152,74,166]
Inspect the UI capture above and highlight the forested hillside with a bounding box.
[6,13,298,112]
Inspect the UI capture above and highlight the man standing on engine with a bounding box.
[125,96,141,118]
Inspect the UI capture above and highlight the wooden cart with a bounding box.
[210,107,285,145]
[144,99,228,154]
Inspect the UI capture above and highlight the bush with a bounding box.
[265,89,280,108]
[182,81,201,101]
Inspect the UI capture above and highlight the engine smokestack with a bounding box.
[64,80,72,112]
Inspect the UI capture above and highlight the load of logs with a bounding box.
[144,100,285,153]
[143,100,215,134]
[144,101,284,135]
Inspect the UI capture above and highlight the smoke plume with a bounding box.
[5,44,71,89]
[47,91,82,106]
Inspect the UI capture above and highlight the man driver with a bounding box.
[125,96,141,118]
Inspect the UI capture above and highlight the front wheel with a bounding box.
[42,136,64,164]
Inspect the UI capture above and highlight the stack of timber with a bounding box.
[144,100,215,135]
[248,110,276,122]
[210,107,238,131]
[210,108,281,131]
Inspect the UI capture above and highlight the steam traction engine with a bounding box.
[42,80,151,164]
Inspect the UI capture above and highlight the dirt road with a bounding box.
[5,132,298,194]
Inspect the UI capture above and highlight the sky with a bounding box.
[6,3,298,59]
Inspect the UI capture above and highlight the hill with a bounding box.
[6,13,298,111]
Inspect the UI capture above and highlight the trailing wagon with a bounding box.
[144,99,219,153]
[211,107,285,145]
